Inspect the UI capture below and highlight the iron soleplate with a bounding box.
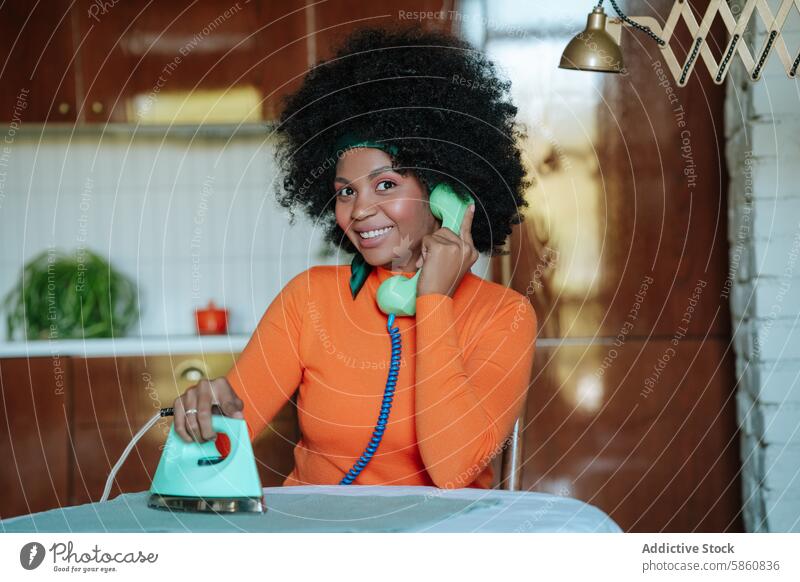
[148,494,265,513]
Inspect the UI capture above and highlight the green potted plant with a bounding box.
[3,248,139,340]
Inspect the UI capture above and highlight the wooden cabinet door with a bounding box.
[0,357,72,519]
[260,0,310,121]
[0,0,78,122]
[72,0,265,123]
[70,355,165,505]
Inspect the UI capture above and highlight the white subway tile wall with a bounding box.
[0,134,338,339]
[726,9,800,532]
[0,133,493,340]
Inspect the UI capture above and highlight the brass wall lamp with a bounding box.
[560,0,800,86]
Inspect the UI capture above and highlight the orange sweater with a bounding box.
[225,264,537,489]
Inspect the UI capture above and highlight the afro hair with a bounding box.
[273,25,531,257]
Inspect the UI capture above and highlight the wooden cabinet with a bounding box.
[71,0,265,123]
[260,0,310,121]
[0,357,73,519]
[0,0,455,124]
[69,355,170,505]
[0,352,299,518]
[0,0,78,122]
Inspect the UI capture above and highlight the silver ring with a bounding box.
[185,408,198,415]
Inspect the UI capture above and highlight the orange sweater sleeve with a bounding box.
[225,269,309,441]
[414,292,537,489]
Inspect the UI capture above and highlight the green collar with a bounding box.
[349,252,372,300]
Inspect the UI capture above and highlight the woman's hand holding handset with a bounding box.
[416,203,478,297]
[173,377,244,443]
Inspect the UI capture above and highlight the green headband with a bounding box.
[334,133,399,300]
[334,132,399,158]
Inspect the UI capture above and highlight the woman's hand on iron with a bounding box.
[173,377,244,443]
[416,203,478,297]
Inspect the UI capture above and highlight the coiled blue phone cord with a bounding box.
[340,313,401,485]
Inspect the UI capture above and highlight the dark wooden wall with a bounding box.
[496,0,742,532]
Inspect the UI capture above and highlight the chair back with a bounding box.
[499,416,524,491]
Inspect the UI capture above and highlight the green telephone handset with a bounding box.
[376,182,474,317]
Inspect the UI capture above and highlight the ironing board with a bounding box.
[1,485,621,533]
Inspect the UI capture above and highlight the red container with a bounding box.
[195,300,229,335]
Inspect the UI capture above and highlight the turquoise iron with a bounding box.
[148,414,265,513]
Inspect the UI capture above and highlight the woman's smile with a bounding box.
[356,225,395,247]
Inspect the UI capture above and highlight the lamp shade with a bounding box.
[559,6,624,73]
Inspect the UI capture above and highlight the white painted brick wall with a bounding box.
[727,2,800,531]
[0,134,332,338]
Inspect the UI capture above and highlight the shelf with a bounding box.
[13,122,277,140]
[0,335,250,358]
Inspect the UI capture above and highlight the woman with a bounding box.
[173,26,537,489]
